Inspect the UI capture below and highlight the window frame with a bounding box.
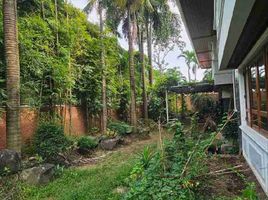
[245,46,268,135]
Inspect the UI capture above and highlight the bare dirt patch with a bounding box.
[199,155,267,199]
[77,131,171,169]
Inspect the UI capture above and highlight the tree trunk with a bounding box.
[187,64,191,82]
[140,30,148,120]
[127,6,137,132]
[146,20,153,86]
[99,4,107,134]
[3,0,21,152]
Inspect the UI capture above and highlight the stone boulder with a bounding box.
[21,163,55,185]
[0,149,21,174]
[100,137,120,150]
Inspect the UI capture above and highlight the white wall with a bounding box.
[215,0,255,70]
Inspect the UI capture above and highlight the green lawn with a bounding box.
[21,151,138,200]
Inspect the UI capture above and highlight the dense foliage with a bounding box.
[0,0,135,120]
[125,122,209,199]
[148,68,185,121]
[34,122,70,162]
[108,121,133,136]
[77,136,98,154]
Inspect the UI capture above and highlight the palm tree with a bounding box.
[112,0,145,132]
[3,0,21,152]
[137,23,148,119]
[136,2,154,120]
[84,0,107,134]
[144,1,162,86]
[178,50,197,82]
[191,55,198,82]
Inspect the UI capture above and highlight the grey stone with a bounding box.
[0,149,21,174]
[100,138,120,150]
[21,163,55,185]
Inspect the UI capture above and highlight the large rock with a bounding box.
[21,163,55,185]
[0,149,21,174]
[100,137,120,150]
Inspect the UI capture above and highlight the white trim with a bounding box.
[218,0,255,70]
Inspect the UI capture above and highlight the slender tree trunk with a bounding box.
[140,30,148,120]
[54,0,59,48]
[3,0,21,152]
[99,4,107,134]
[187,64,191,82]
[127,7,137,132]
[41,0,45,19]
[146,20,153,86]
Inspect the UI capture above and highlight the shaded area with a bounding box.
[169,82,219,94]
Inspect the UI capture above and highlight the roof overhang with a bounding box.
[176,0,215,69]
[169,83,219,94]
[225,0,268,69]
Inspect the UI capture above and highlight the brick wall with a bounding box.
[0,105,123,149]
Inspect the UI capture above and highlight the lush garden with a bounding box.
[0,0,265,199]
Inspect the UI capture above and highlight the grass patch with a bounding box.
[20,151,138,200]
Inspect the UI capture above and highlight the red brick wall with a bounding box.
[0,111,6,150]
[0,105,141,150]
[0,106,89,149]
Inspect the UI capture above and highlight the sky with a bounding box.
[69,0,205,81]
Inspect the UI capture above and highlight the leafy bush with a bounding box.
[77,136,98,154]
[191,93,219,119]
[125,121,211,200]
[108,121,132,136]
[105,129,118,138]
[34,122,71,162]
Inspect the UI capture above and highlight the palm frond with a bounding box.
[83,0,97,14]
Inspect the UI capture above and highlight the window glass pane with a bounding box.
[252,114,258,126]
[250,67,258,110]
[261,117,268,131]
[258,58,266,111]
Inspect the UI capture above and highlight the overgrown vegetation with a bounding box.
[77,136,98,155]
[124,122,209,199]
[124,120,260,200]
[34,122,70,163]
[108,121,133,136]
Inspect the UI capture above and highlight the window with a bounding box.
[245,47,268,134]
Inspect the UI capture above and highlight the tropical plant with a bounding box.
[203,69,213,83]
[148,67,184,121]
[178,50,198,82]
[109,0,145,132]
[3,0,21,152]
[34,122,71,163]
[125,120,210,200]
[77,136,98,154]
[84,0,108,134]
[108,121,132,136]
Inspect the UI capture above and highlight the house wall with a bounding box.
[215,0,255,70]
[236,29,268,194]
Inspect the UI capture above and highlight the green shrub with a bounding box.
[34,122,71,162]
[77,136,98,154]
[125,120,210,200]
[108,121,132,136]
